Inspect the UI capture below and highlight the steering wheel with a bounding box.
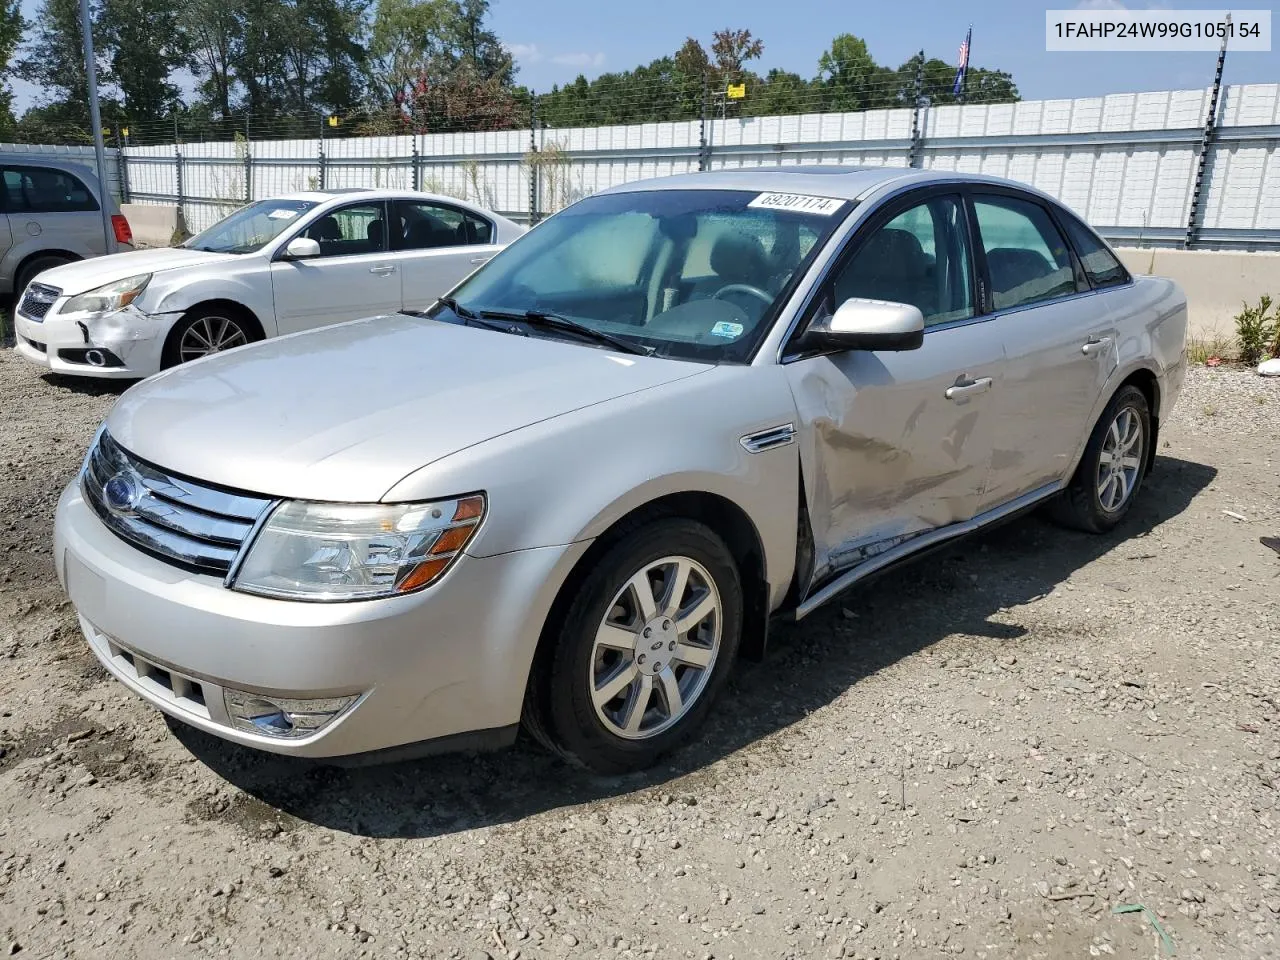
[712,283,773,306]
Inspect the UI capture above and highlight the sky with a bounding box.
[8,0,1279,113]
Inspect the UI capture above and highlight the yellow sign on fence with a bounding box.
[726,83,746,100]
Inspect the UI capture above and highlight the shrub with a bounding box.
[1235,295,1277,365]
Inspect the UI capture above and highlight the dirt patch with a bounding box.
[0,350,1278,960]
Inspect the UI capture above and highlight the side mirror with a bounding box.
[282,236,321,260]
[803,297,925,352]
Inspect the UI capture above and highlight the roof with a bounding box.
[598,165,1056,203]
[600,165,926,202]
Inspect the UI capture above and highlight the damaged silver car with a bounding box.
[55,167,1187,773]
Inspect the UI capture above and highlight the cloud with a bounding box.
[505,43,543,63]
[551,52,607,69]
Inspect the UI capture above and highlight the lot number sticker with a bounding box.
[748,192,844,215]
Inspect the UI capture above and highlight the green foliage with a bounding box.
[0,0,22,136]
[1234,295,1277,365]
[4,6,1020,139]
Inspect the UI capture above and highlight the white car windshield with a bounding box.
[183,199,319,254]
[434,188,851,363]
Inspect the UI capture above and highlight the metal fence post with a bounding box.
[411,140,421,191]
[244,114,253,203]
[528,94,540,225]
[1185,18,1230,249]
[909,51,926,169]
[699,75,711,172]
[317,117,327,190]
[114,130,130,204]
[175,142,184,217]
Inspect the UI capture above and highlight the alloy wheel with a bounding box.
[1096,406,1144,512]
[589,555,722,740]
[179,315,249,363]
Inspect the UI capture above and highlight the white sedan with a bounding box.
[12,188,524,378]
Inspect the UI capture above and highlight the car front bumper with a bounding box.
[53,481,588,759]
[13,304,170,379]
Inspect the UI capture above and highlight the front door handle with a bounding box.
[1081,336,1113,355]
[470,256,491,264]
[945,376,994,401]
[370,265,396,276]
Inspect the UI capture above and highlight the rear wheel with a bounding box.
[1050,384,1151,533]
[15,254,75,296]
[162,306,260,368]
[524,519,743,774]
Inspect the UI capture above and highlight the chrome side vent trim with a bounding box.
[740,423,797,454]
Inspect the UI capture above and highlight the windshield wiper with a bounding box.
[479,309,654,357]
[405,297,521,334]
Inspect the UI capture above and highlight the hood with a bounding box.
[36,247,239,296]
[106,315,709,502]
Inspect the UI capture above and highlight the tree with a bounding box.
[15,0,112,133]
[709,28,763,79]
[0,0,23,135]
[183,0,240,118]
[99,0,188,118]
[443,0,512,85]
[817,34,896,111]
[367,0,452,106]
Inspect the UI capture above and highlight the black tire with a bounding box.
[15,254,75,297]
[524,518,743,774]
[1050,384,1151,534]
[161,305,260,369]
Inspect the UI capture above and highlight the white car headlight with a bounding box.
[231,494,485,601]
[62,274,151,314]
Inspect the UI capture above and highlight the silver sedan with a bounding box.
[54,167,1187,774]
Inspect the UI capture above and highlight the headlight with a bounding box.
[231,494,485,601]
[62,274,151,314]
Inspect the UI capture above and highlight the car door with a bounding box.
[782,189,1003,585]
[3,165,106,258]
[269,200,401,335]
[969,191,1119,510]
[386,199,505,311]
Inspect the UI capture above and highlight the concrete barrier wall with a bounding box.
[1116,247,1280,343]
[119,203,181,249]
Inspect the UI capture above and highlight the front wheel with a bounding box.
[524,519,743,774]
[162,306,259,369]
[1050,384,1151,533]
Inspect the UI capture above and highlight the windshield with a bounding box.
[436,188,851,363]
[183,198,319,254]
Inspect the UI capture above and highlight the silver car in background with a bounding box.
[54,167,1187,774]
[0,155,132,298]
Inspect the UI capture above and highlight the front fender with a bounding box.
[382,364,803,611]
[145,273,278,336]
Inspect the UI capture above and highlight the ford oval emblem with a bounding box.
[103,472,141,516]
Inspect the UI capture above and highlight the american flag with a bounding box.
[953,26,972,98]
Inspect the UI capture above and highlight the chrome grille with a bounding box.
[82,430,275,576]
[18,282,60,321]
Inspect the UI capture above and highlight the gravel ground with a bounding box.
[1,350,1277,960]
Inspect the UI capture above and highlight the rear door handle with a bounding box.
[370,265,396,276]
[945,376,993,401]
[470,256,491,264]
[1081,336,1113,355]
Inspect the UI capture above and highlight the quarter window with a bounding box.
[830,195,974,327]
[1,166,99,213]
[302,203,387,257]
[973,195,1080,310]
[1059,213,1129,288]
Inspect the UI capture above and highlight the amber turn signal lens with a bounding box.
[395,556,453,593]
[430,525,473,555]
[453,496,484,522]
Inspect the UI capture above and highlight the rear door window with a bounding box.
[972,194,1081,310]
[1059,213,1129,289]
[1,166,99,213]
